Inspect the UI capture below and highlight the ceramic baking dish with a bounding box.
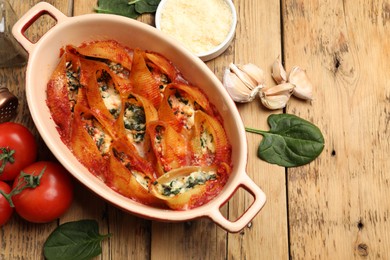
[12,2,266,232]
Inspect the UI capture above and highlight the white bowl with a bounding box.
[155,0,237,61]
[12,2,264,233]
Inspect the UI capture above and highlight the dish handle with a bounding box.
[207,174,266,233]
[12,2,68,53]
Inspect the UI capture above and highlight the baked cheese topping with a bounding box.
[160,0,233,54]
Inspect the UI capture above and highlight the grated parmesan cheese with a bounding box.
[159,0,233,55]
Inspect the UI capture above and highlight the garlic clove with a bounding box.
[261,82,295,96]
[288,66,313,100]
[271,56,287,84]
[259,83,294,110]
[223,69,261,103]
[237,63,266,87]
[229,63,259,90]
[259,92,291,110]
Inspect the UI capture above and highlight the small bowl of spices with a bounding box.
[155,0,237,61]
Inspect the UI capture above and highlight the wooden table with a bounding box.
[1,0,389,259]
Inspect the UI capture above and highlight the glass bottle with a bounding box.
[0,0,27,68]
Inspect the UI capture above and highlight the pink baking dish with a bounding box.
[12,2,266,232]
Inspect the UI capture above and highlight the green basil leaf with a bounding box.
[96,0,139,19]
[246,114,324,167]
[43,219,110,260]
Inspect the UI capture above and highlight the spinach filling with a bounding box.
[65,61,80,111]
[112,148,151,190]
[200,128,215,153]
[108,61,129,78]
[124,103,146,143]
[167,90,189,108]
[97,70,121,119]
[84,121,111,154]
[158,170,217,197]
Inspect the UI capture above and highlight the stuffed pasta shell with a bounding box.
[47,40,233,210]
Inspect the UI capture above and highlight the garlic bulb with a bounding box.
[259,83,295,110]
[288,66,313,100]
[271,56,287,84]
[223,63,265,103]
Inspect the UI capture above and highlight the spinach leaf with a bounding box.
[246,114,324,167]
[130,0,161,13]
[96,0,161,19]
[96,0,138,19]
[43,219,110,260]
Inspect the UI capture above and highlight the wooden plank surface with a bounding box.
[1,1,69,259]
[1,1,288,259]
[283,0,390,259]
[1,0,389,259]
[227,1,288,259]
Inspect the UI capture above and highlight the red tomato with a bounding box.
[0,122,38,181]
[12,161,73,223]
[0,181,13,226]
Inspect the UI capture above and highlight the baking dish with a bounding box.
[12,2,266,232]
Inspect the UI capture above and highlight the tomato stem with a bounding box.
[0,189,14,207]
[0,147,15,173]
[0,167,46,208]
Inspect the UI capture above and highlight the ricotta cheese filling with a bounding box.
[200,128,216,153]
[132,170,150,190]
[99,84,121,118]
[155,169,217,197]
[108,61,129,79]
[85,120,112,155]
[123,103,146,142]
[167,91,195,129]
[112,149,150,190]
[65,61,80,111]
[124,102,147,157]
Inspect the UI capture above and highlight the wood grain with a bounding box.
[0,1,71,260]
[227,1,289,259]
[3,0,287,259]
[283,0,390,259]
[3,0,389,259]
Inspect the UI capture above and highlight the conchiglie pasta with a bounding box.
[70,105,110,180]
[158,83,212,133]
[150,166,219,210]
[130,49,162,107]
[107,138,163,206]
[145,51,178,88]
[47,40,232,210]
[191,110,232,166]
[47,49,81,144]
[147,121,189,176]
[115,93,158,161]
[76,40,133,71]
